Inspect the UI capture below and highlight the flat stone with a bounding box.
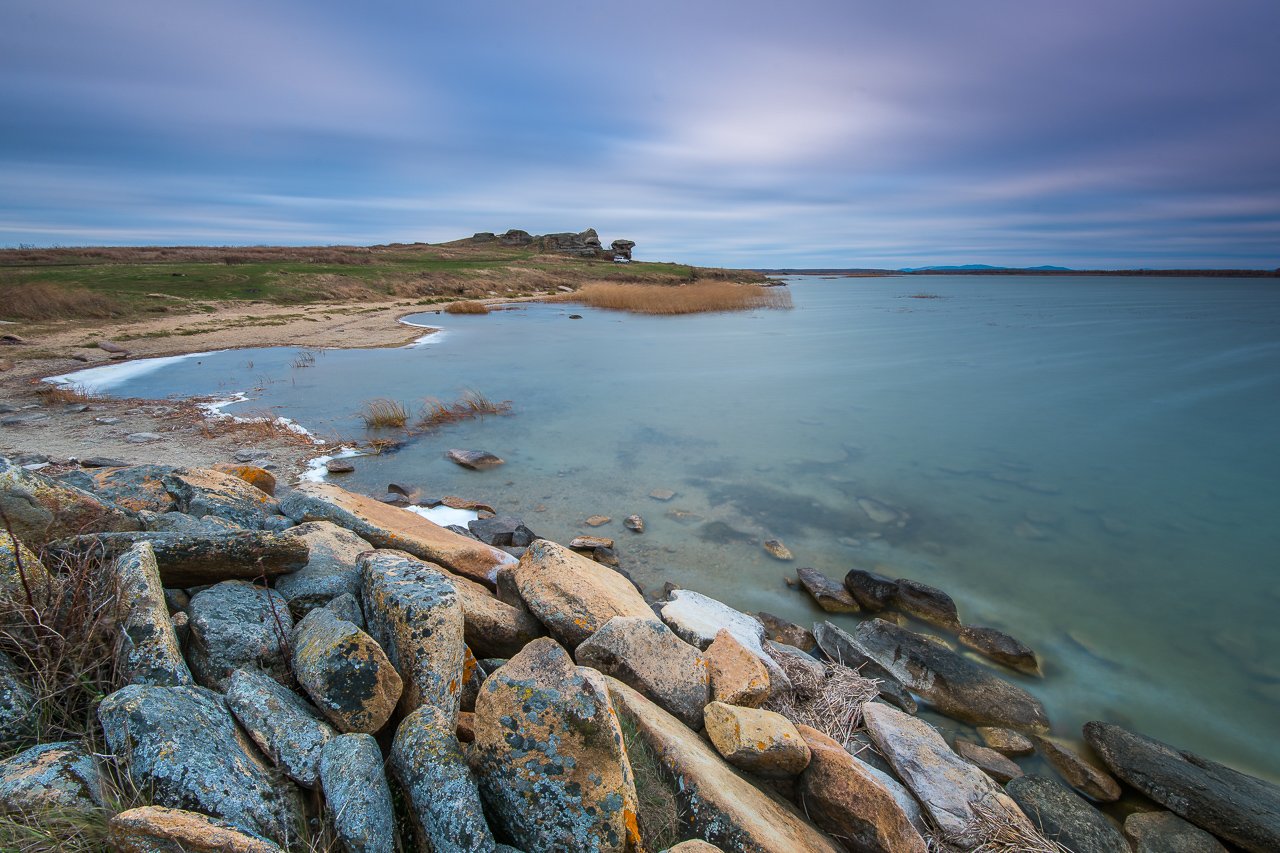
[325,459,355,474]
[109,805,284,852]
[212,463,277,496]
[663,843,722,852]
[892,578,961,630]
[281,482,515,588]
[272,520,372,616]
[811,621,917,713]
[360,550,465,720]
[959,625,1041,676]
[577,616,710,729]
[704,701,811,778]
[472,638,640,852]
[1005,775,1128,853]
[163,467,282,529]
[440,495,497,513]
[796,567,859,612]
[707,628,771,708]
[570,534,615,550]
[468,515,537,547]
[585,514,612,527]
[113,542,193,687]
[392,704,494,852]
[795,725,928,852]
[235,449,271,463]
[0,651,36,748]
[126,432,162,443]
[755,612,816,651]
[608,677,842,853]
[446,448,504,470]
[1033,735,1121,801]
[1124,810,1228,853]
[98,684,303,843]
[1084,720,1280,851]
[226,669,334,788]
[954,738,1023,783]
[513,538,652,648]
[649,489,676,501]
[854,619,1049,730]
[0,458,140,547]
[762,539,793,561]
[186,581,294,691]
[0,741,105,816]
[624,514,645,532]
[79,456,128,468]
[319,734,396,853]
[659,588,791,691]
[84,465,177,512]
[977,725,1035,756]
[862,702,1034,838]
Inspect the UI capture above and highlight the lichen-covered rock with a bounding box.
[323,590,365,629]
[812,621,917,713]
[163,467,282,529]
[954,738,1023,783]
[187,581,294,691]
[706,628,770,708]
[577,617,709,729]
[291,607,401,734]
[109,805,285,852]
[0,458,140,546]
[391,704,494,852]
[472,637,640,853]
[320,734,396,853]
[272,520,372,617]
[512,539,652,648]
[0,531,53,619]
[448,569,546,659]
[959,625,1041,676]
[98,684,304,843]
[796,567,859,612]
[113,541,193,687]
[1124,810,1228,853]
[703,701,810,778]
[226,669,335,788]
[88,464,178,513]
[795,725,927,853]
[1005,775,1129,853]
[212,463,278,497]
[662,843,722,853]
[281,482,515,587]
[891,578,961,630]
[659,589,790,691]
[608,678,842,853]
[1032,734,1121,801]
[0,650,36,749]
[360,550,465,720]
[0,741,105,816]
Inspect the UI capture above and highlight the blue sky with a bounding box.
[3,1,1278,268]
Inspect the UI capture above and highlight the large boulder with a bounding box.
[471,638,640,852]
[0,458,140,546]
[703,701,810,778]
[272,520,372,616]
[291,607,402,734]
[226,669,335,789]
[861,701,1033,838]
[608,678,842,853]
[98,684,304,843]
[811,621,917,713]
[319,734,396,853]
[109,805,285,852]
[113,541,192,687]
[0,741,105,816]
[1005,775,1128,853]
[162,467,282,529]
[659,589,790,690]
[577,617,709,729]
[513,539,652,648]
[448,569,546,659]
[186,581,294,691]
[1084,720,1280,852]
[360,550,465,720]
[87,464,177,513]
[796,567,860,613]
[0,650,35,749]
[706,628,770,708]
[281,482,515,587]
[795,725,928,853]
[1124,810,1228,853]
[853,619,1048,730]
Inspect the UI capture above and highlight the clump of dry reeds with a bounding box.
[443,300,490,315]
[415,390,511,432]
[1,281,124,321]
[763,649,879,749]
[35,384,106,405]
[558,282,792,315]
[946,800,1069,853]
[358,398,409,430]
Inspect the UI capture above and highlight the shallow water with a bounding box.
[82,275,1280,778]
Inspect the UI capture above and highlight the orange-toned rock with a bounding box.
[89,464,177,513]
[0,741,104,816]
[163,467,282,528]
[109,805,284,852]
[291,607,401,734]
[577,616,709,729]
[447,570,545,659]
[703,701,810,778]
[0,459,140,546]
[706,628,770,708]
[213,463,277,496]
[1033,735,1121,802]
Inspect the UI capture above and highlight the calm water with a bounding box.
[86,276,1280,778]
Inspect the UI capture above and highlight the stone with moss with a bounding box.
[320,733,396,853]
[226,668,335,788]
[702,701,811,779]
[0,741,105,817]
[0,530,53,621]
[0,458,140,547]
[109,805,285,852]
[0,650,36,749]
[272,520,372,617]
[114,541,193,687]
[186,580,294,691]
[291,607,401,734]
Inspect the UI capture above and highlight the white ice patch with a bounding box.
[199,392,326,445]
[398,316,446,348]
[44,351,221,392]
[299,447,362,483]
[403,503,480,527]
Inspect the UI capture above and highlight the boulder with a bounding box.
[292,606,402,734]
[113,541,193,687]
[212,463,277,496]
[795,567,859,612]
[226,669,335,788]
[811,621,917,713]
[1084,720,1280,851]
[0,458,140,546]
[954,738,1023,783]
[1,530,54,617]
[272,520,372,616]
[861,702,1034,838]
[319,734,396,853]
[608,678,842,853]
[849,751,928,833]
[843,568,897,611]
[109,805,284,852]
[659,589,790,690]
[163,467,282,528]
[360,550,465,720]
[0,651,35,748]
[391,704,494,852]
[703,701,810,778]
[624,514,645,532]
[891,578,961,629]
[577,616,709,729]
[281,482,515,587]
[706,628,770,708]
[959,625,1041,676]
[468,515,537,547]
[98,684,304,843]
[448,570,546,659]
[853,619,1048,730]
[1033,735,1121,802]
[472,638,640,852]
[87,464,178,512]
[446,449,504,470]
[795,725,928,853]
[1124,810,1228,853]
[186,581,294,691]
[513,539,651,648]
[755,612,815,651]
[1005,775,1128,853]
[977,725,1035,756]
[323,591,365,629]
[0,741,105,816]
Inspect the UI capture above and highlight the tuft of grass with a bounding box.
[359,398,408,429]
[947,800,1069,852]
[0,280,125,322]
[35,384,106,405]
[443,300,489,315]
[291,350,318,368]
[618,714,686,850]
[415,391,511,432]
[559,282,792,315]
[763,649,879,750]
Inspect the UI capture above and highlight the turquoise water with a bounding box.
[90,276,1280,778]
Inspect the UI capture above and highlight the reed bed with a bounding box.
[561,282,792,315]
[443,300,490,315]
[358,398,409,429]
[415,391,511,431]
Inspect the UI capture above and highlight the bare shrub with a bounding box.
[443,300,489,315]
[559,282,792,315]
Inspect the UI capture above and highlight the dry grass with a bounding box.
[559,282,792,315]
[619,715,685,850]
[443,300,489,315]
[358,398,409,429]
[0,281,125,322]
[947,800,1069,853]
[763,650,879,750]
[34,384,106,405]
[415,391,511,432]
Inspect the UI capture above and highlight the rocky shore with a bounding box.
[1,452,1277,852]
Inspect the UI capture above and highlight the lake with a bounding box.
[75,274,1280,779]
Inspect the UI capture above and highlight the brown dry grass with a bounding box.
[34,384,107,405]
[763,650,879,750]
[2,281,125,321]
[415,391,511,432]
[443,300,489,315]
[559,282,792,315]
[359,398,409,430]
[946,800,1069,853]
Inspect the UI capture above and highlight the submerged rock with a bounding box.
[1005,775,1128,853]
[762,538,793,561]
[446,449,504,470]
[624,514,645,532]
[795,567,859,612]
[959,624,1041,676]
[977,725,1035,756]
[186,581,293,691]
[319,734,396,853]
[109,805,285,852]
[392,704,494,852]
[576,616,709,729]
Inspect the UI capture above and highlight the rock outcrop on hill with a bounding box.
[466,228,635,259]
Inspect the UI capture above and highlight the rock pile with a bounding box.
[467,228,636,260]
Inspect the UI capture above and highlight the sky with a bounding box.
[2,0,1279,269]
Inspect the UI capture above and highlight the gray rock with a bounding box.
[467,515,537,547]
[78,456,129,468]
[811,621,917,713]
[1084,720,1280,852]
[755,611,816,651]
[0,458,140,546]
[795,567,859,612]
[236,449,271,463]
[323,591,365,630]
[187,581,294,691]
[854,618,1048,730]
[113,541,193,687]
[977,725,1035,757]
[659,588,791,691]
[126,432,162,443]
[624,514,644,533]
[226,669,335,789]
[0,413,49,425]
[291,607,402,735]
[272,520,372,617]
[959,625,1041,676]
[163,467,282,529]
[1033,735,1121,802]
[1124,810,1227,853]
[892,578,961,629]
[391,705,494,852]
[576,616,709,729]
[1005,775,1128,853]
[445,449,504,470]
[0,651,36,748]
[0,741,104,816]
[98,684,304,843]
[954,738,1023,783]
[320,734,396,853]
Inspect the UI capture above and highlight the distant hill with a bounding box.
[899,264,1073,272]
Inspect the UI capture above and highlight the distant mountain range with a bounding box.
[898,264,1072,272]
